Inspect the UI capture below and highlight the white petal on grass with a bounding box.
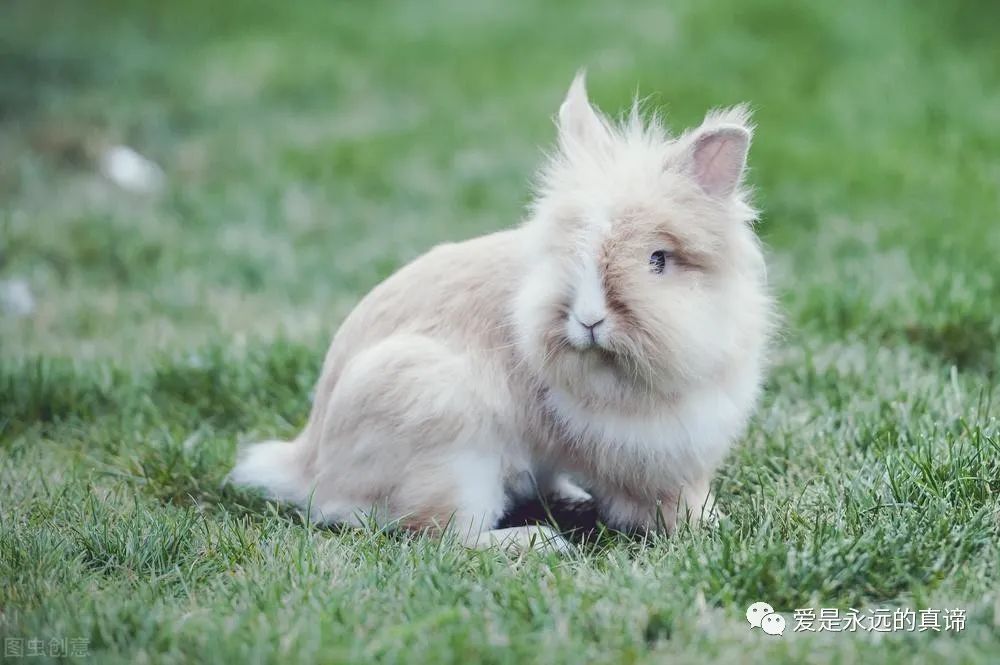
[0,278,35,317]
[99,145,165,193]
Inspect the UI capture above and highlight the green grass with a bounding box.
[2,0,999,662]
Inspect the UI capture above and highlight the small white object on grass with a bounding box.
[0,279,35,318]
[99,145,164,193]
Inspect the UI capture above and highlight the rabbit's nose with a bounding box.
[574,316,606,343]
[577,316,606,331]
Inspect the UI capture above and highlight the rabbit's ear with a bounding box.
[683,106,752,198]
[557,70,610,150]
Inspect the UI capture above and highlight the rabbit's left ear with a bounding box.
[557,70,610,150]
[683,107,753,198]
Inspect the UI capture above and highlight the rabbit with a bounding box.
[228,72,773,551]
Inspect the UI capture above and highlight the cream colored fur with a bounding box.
[228,72,773,549]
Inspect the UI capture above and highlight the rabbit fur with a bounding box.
[229,73,773,550]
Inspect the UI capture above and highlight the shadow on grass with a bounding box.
[902,317,998,375]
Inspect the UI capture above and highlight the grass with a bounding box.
[2,0,999,662]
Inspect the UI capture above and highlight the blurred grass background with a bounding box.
[1,1,999,663]
[3,0,998,361]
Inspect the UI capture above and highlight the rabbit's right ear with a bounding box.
[557,70,610,150]
[679,105,753,199]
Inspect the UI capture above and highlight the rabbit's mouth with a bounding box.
[571,340,631,374]
[570,336,612,354]
[567,342,612,363]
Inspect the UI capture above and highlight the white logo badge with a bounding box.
[747,601,784,637]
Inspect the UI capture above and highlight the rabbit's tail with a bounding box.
[227,437,310,504]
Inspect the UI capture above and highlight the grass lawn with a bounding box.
[2,0,999,662]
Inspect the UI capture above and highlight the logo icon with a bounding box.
[747,601,784,637]
[761,612,786,636]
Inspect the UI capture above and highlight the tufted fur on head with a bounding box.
[514,72,772,415]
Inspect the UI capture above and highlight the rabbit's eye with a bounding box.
[649,250,673,274]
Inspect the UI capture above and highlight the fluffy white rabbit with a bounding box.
[229,73,773,550]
